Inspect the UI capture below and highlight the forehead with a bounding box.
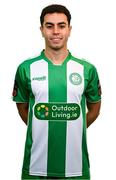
[43,13,68,24]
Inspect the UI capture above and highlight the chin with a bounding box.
[50,45,64,51]
[52,47,61,51]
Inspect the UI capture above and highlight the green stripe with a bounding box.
[81,96,90,176]
[81,67,90,176]
[22,71,35,174]
[47,64,67,176]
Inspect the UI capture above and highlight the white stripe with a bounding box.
[66,60,84,176]
[29,60,48,175]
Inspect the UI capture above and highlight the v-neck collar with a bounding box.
[41,50,71,66]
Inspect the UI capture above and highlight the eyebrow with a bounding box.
[45,22,67,26]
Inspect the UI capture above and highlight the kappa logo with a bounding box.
[32,76,46,81]
[69,73,82,85]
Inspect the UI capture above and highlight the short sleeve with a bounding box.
[85,65,102,103]
[12,64,29,103]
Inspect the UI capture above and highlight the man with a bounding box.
[12,4,101,180]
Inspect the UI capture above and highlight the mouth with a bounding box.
[50,37,63,44]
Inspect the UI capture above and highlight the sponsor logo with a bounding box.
[34,103,80,121]
[32,76,46,81]
[69,73,82,85]
[34,104,49,119]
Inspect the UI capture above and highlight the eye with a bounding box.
[59,25,65,29]
[46,25,53,29]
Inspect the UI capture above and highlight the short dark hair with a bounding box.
[40,4,71,26]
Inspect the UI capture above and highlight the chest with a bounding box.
[29,60,84,103]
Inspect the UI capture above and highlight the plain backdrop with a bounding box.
[0,0,116,179]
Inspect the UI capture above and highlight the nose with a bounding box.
[53,26,59,34]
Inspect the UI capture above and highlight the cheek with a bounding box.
[63,32,70,40]
[43,32,51,39]
[41,29,49,37]
[63,29,71,37]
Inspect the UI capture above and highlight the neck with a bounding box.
[44,48,69,65]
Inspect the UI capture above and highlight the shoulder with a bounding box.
[71,55,94,68]
[70,54,97,72]
[18,55,42,70]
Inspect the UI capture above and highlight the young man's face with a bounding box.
[40,13,72,51]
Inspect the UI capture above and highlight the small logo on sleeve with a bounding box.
[12,81,18,97]
[98,80,102,96]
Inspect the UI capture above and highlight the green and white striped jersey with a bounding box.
[12,50,101,178]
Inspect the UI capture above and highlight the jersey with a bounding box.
[12,50,101,178]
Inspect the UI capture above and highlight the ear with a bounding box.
[68,25,72,36]
[40,26,44,37]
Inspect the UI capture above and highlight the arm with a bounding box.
[16,103,29,125]
[86,101,101,128]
